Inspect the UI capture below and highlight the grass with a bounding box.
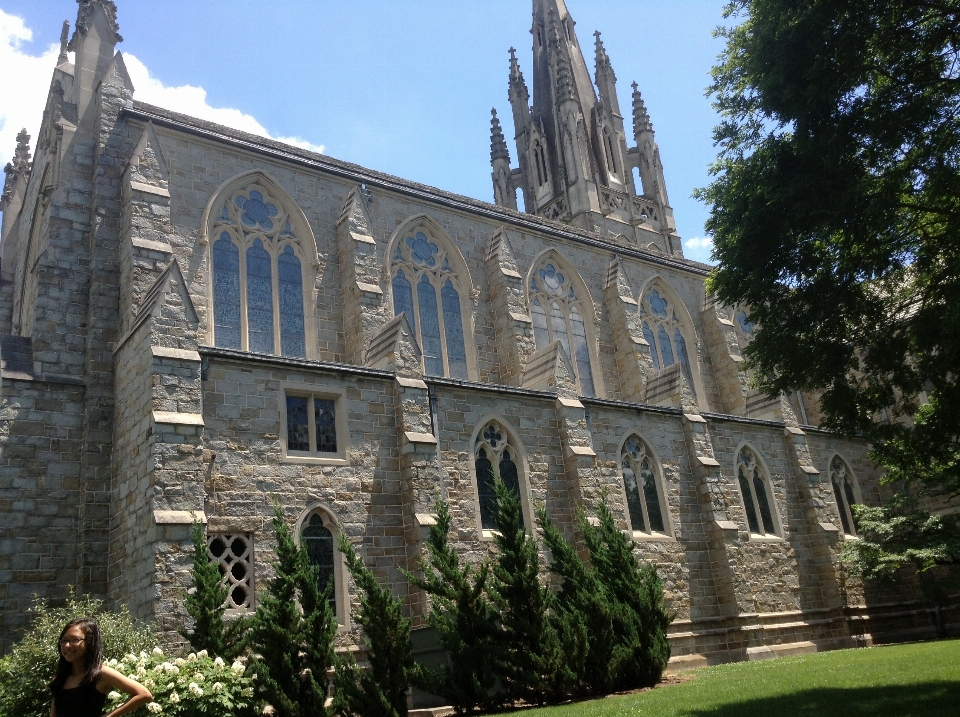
[490,639,960,717]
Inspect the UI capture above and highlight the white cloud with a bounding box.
[684,236,714,251]
[0,8,322,175]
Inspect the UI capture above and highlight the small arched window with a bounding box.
[737,447,778,537]
[211,185,308,357]
[604,129,618,175]
[830,456,860,536]
[529,259,597,397]
[533,140,549,188]
[474,420,523,532]
[640,287,695,392]
[621,435,668,535]
[301,512,339,618]
[390,230,469,379]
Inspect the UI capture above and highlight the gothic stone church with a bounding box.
[0,0,931,661]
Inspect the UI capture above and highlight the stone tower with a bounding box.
[490,0,680,256]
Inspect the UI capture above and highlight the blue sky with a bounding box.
[0,0,726,263]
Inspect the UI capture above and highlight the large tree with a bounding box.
[699,0,960,580]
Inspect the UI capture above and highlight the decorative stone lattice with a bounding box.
[208,533,253,611]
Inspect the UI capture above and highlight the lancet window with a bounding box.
[474,420,523,532]
[301,511,339,618]
[390,230,469,379]
[737,447,778,537]
[830,456,860,536]
[640,287,694,390]
[621,435,668,535]
[211,185,307,357]
[529,260,597,396]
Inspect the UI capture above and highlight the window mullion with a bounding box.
[636,457,651,533]
[238,238,249,352]
[271,243,281,354]
[750,483,764,536]
[434,275,450,376]
[307,396,317,453]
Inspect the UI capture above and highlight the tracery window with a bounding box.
[301,512,338,617]
[474,420,523,532]
[830,456,860,536]
[621,435,668,535]
[391,230,469,379]
[737,447,778,537]
[211,185,308,357]
[207,533,253,612]
[640,287,694,390]
[529,260,597,396]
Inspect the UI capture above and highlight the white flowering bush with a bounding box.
[104,648,257,717]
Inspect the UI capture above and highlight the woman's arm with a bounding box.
[97,665,154,717]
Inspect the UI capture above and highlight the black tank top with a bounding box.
[53,679,108,717]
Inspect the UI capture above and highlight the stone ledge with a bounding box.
[404,431,438,445]
[698,456,720,467]
[415,513,438,527]
[509,312,532,324]
[153,411,205,426]
[154,510,206,525]
[132,237,173,253]
[818,521,841,533]
[349,231,377,245]
[356,281,383,295]
[684,413,707,423]
[715,520,739,532]
[130,181,171,197]
[500,268,522,279]
[396,377,428,390]
[557,397,584,408]
[565,445,597,458]
[799,465,820,474]
[152,346,201,361]
[746,641,818,661]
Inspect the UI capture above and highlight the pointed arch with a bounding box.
[525,248,605,397]
[637,275,708,408]
[827,453,862,536]
[733,442,782,538]
[294,502,349,629]
[468,415,533,539]
[202,171,317,357]
[386,214,478,380]
[617,430,673,538]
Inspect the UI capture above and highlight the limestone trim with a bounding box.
[468,415,534,541]
[293,503,350,630]
[152,411,204,426]
[278,382,349,465]
[615,430,674,539]
[201,170,319,359]
[733,441,784,539]
[385,214,479,381]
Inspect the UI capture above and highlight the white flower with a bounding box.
[166,664,180,675]
[140,651,149,660]
[107,691,121,701]
[231,661,245,675]
[152,646,164,656]
[136,666,147,678]
[143,679,155,690]
[197,650,208,659]
[169,692,180,704]
[152,663,166,673]
[174,658,186,667]
[212,682,223,693]
[213,656,225,668]
[128,674,137,680]
[187,652,197,661]
[194,673,204,682]
[107,659,118,668]
[146,702,162,714]
[125,653,137,663]
[241,687,254,697]
[189,682,203,697]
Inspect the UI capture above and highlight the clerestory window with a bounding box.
[211,185,308,357]
[640,287,695,392]
[390,230,469,379]
[529,260,597,396]
[621,435,669,536]
[736,447,779,537]
[830,456,860,536]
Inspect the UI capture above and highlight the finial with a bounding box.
[508,46,528,99]
[594,30,613,78]
[490,109,510,163]
[2,129,32,202]
[632,82,653,134]
[74,0,123,44]
[58,20,70,64]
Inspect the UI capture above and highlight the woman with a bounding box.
[50,618,153,717]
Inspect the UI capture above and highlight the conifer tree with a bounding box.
[405,499,502,712]
[333,532,413,717]
[489,477,568,705]
[536,507,615,696]
[250,503,336,717]
[180,520,249,660]
[580,498,671,690]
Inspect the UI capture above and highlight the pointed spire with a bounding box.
[72,0,122,45]
[552,13,577,103]
[594,31,614,80]
[58,21,70,65]
[490,109,510,163]
[509,47,526,93]
[632,81,653,134]
[3,130,32,202]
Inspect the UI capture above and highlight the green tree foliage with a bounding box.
[249,503,336,717]
[405,499,502,713]
[333,532,413,717]
[580,500,671,690]
[488,477,569,705]
[0,592,156,717]
[180,521,249,660]
[536,506,615,696]
[698,0,960,577]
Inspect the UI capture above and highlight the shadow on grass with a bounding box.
[682,682,960,717]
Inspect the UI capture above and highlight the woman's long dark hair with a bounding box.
[50,618,103,693]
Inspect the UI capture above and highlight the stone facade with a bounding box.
[0,0,951,662]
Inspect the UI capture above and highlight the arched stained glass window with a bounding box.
[528,258,598,396]
[301,513,337,616]
[390,229,471,379]
[737,447,778,536]
[210,185,309,357]
[640,286,695,393]
[621,435,667,535]
[475,420,524,531]
[830,456,859,536]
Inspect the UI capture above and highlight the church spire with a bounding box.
[490,108,510,163]
[594,31,621,117]
[632,81,653,135]
[2,130,31,203]
[57,20,70,66]
[490,109,517,210]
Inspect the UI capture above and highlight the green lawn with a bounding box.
[491,639,960,717]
